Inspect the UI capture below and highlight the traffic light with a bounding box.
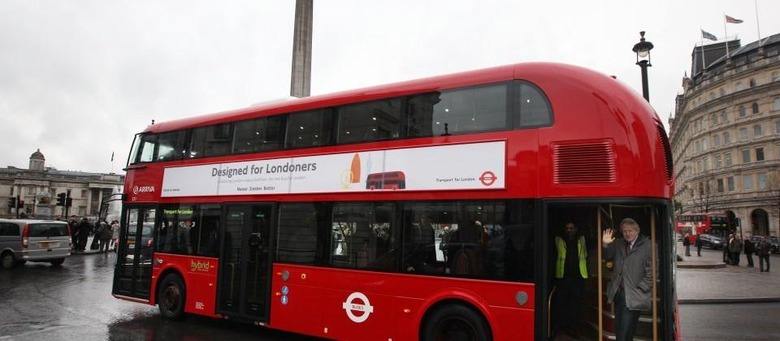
[17,200,24,208]
[65,197,72,207]
[7,197,15,208]
[56,193,66,206]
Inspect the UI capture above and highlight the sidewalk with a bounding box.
[676,243,780,304]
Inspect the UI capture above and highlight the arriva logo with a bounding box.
[132,185,156,195]
[190,260,210,272]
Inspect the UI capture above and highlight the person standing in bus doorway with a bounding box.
[682,232,691,256]
[602,218,653,341]
[552,222,588,340]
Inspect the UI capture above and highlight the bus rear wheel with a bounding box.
[158,274,186,319]
[422,304,491,341]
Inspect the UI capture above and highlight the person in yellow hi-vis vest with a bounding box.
[552,221,588,339]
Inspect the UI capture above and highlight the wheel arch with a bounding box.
[153,266,187,305]
[1,249,19,269]
[419,291,494,340]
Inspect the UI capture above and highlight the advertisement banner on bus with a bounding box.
[161,141,505,197]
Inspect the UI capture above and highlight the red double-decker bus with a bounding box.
[112,62,678,340]
[675,212,730,242]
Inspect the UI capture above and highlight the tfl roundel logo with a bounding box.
[342,292,374,323]
[479,171,497,186]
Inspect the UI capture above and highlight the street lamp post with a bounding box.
[632,31,654,101]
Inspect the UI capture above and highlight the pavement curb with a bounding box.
[679,297,780,304]
[676,262,727,269]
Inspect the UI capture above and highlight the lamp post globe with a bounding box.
[632,31,654,101]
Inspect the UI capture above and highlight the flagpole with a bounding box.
[700,30,706,73]
[724,13,730,58]
[755,0,763,46]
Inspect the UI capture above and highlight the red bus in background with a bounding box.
[675,212,730,242]
[112,62,678,340]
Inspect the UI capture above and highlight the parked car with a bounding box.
[696,234,724,250]
[0,219,71,269]
[770,237,780,254]
[751,235,780,254]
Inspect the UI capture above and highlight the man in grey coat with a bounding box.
[602,217,653,341]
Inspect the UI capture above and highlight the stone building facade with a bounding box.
[669,33,780,238]
[1,149,124,219]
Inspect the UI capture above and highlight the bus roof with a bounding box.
[141,62,648,134]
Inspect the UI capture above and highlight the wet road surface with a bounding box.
[0,252,319,341]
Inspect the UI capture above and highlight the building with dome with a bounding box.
[1,149,124,219]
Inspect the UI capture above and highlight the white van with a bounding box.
[0,219,71,269]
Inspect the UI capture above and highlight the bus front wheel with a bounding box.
[158,274,186,319]
[421,304,491,341]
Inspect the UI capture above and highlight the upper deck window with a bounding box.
[129,134,153,163]
[514,82,552,127]
[338,98,402,144]
[131,131,186,163]
[129,80,553,165]
[190,123,234,158]
[431,84,507,136]
[286,109,334,149]
[232,116,286,154]
[156,131,187,161]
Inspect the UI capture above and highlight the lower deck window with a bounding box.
[275,200,536,282]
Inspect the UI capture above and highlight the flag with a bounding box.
[701,29,717,41]
[725,15,743,24]
[110,151,114,162]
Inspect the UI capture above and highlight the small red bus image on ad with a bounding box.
[365,171,406,190]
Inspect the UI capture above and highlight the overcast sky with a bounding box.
[2,0,778,174]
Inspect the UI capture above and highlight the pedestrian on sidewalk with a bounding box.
[743,237,755,267]
[77,217,91,252]
[97,221,112,253]
[722,235,731,264]
[110,220,120,251]
[683,232,691,256]
[757,236,771,272]
[69,218,79,251]
[695,234,703,256]
[727,234,742,265]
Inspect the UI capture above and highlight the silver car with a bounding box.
[0,219,71,269]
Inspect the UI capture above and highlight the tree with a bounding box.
[758,170,780,232]
[686,172,722,213]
